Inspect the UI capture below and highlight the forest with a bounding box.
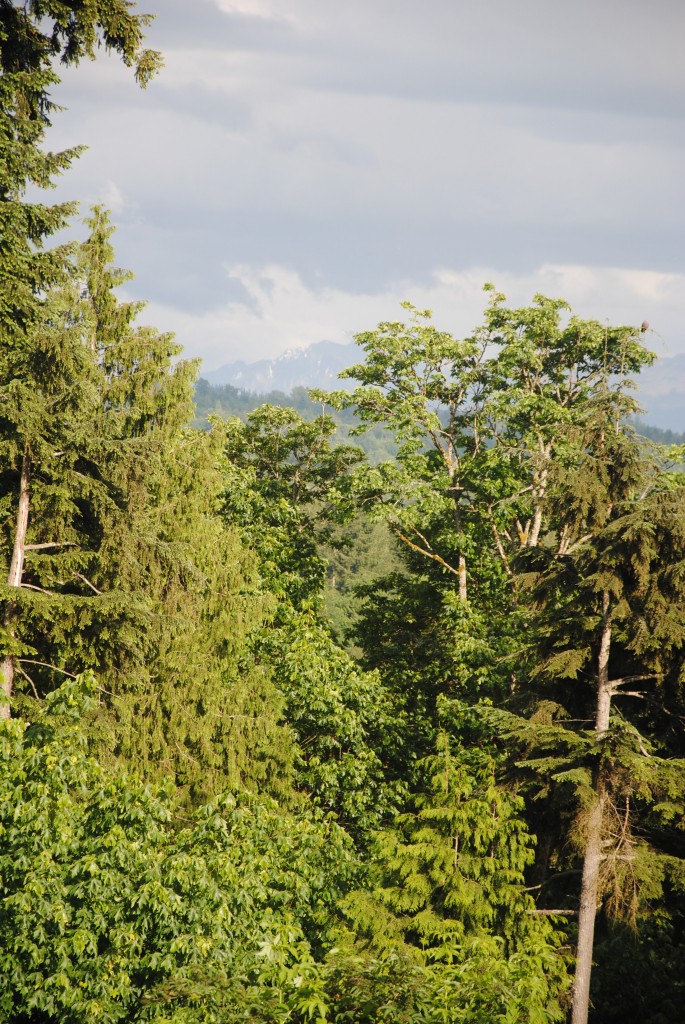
[2,4,685,1023]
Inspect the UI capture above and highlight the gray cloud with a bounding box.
[37,0,685,363]
[205,0,685,117]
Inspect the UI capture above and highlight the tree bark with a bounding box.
[1,448,31,719]
[528,500,544,548]
[458,553,467,602]
[452,492,467,602]
[571,591,612,1024]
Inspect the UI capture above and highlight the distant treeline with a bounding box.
[193,378,398,462]
[631,420,685,445]
[194,379,685,456]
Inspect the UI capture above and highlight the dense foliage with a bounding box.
[2,5,685,1023]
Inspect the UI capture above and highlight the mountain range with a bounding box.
[202,341,356,394]
[202,341,685,433]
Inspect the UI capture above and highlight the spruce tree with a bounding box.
[2,209,296,801]
[0,0,160,715]
[71,211,295,803]
[332,730,569,1022]
[495,425,685,1024]
[0,262,101,714]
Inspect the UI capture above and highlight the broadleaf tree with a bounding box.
[323,293,685,1022]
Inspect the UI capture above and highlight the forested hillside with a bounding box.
[193,378,399,463]
[2,5,685,1024]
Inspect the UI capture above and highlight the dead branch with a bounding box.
[528,909,579,916]
[24,542,77,551]
[393,529,461,577]
[19,659,76,678]
[20,583,53,595]
[610,674,657,691]
[73,572,103,595]
[16,664,40,700]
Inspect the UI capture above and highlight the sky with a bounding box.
[44,0,685,371]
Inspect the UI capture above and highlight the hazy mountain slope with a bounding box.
[203,340,357,392]
[201,343,685,432]
[634,353,685,432]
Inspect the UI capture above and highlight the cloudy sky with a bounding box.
[45,0,685,370]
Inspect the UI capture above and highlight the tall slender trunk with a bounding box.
[528,496,545,548]
[1,448,31,719]
[528,445,551,548]
[451,485,467,602]
[458,553,467,602]
[571,591,612,1024]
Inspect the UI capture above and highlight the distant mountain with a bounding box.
[201,341,685,433]
[203,340,357,392]
[634,353,685,433]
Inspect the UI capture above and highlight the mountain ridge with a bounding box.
[203,340,357,393]
[202,342,685,432]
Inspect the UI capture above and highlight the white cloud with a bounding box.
[40,0,685,376]
[214,0,301,25]
[99,179,126,215]
[141,262,685,370]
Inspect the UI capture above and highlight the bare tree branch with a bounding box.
[19,659,76,678]
[24,541,77,551]
[393,529,461,577]
[73,572,103,595]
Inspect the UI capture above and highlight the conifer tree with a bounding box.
[2,210,296,801]
[0,0,160,715]
[71,211,295,803]
[0,263,101,714]
[332,730,569,1022]
[495,425,685,1024]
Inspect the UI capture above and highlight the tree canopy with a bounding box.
[2,5,685,1020]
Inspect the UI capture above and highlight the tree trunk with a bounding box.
[458,553,467,602]
[1,448,31,719]
[528,501,544,548]
[571,591,612,1024]
[451,490,467,602]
